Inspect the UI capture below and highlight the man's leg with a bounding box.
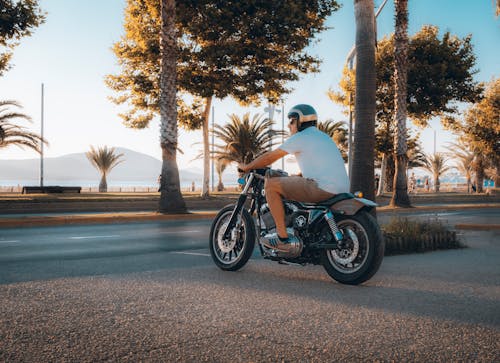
[264,177,288,239]
[264,176,334,239]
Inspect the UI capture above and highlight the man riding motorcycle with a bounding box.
[238,104,349,252]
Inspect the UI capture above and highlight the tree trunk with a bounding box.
[351,0,376,202]
[158,0,186,213]
[377,153,387,196]
[99,174,107,193]
[390,0,411,207]
[201,96,212,198]
[385,155,395,192]
[434,175,440,192]
[475,167,485,193]
[495,159,500,188]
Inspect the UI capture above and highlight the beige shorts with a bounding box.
[265,176,334,203]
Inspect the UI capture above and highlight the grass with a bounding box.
[381,217,466,255]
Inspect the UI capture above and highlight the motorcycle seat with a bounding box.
[302,192,355,207]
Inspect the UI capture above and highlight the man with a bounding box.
[238,104,349,251]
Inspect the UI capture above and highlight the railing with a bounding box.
[0,185,242,194]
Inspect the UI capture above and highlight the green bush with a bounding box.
[381,217,466,255]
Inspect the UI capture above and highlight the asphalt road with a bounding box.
[0,211,499,361]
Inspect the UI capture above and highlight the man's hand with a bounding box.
[238,163,249,173]
[238,149,288,174]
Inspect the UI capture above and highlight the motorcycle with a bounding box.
[209,168,385,285]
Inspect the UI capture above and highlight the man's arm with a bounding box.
[239,149,288,172]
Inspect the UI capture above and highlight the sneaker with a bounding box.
[261,232,299,252]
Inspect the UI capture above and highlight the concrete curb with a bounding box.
[1,204,498,229]
[454,224,500,231]
[0,211,218,228]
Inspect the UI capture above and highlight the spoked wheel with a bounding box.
[209,205,255,271]
[321,211,384,285]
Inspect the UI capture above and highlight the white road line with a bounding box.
[159,230,201,234]
[0,240,19,243]
[69,235,121,240]
[171,251,210,257]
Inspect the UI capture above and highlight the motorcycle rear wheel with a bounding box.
[321,211,384,285]
[209,205,256,271]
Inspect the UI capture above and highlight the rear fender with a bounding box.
[331,197,377,215]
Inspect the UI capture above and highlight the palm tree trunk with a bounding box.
[99,173,107,193]
[201,96,212,198]
[377,153,387,196]
[434,175,440,192]
[158,0,186,213]
[475,164,485,193]
[217,169,224,191]
[351,0,376,202]
[390,0,411,207]
[495,159,500,188]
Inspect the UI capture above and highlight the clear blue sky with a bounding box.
[1,0,499,174]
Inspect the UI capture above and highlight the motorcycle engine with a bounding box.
[259,202,307,259]
[260,202,308,232]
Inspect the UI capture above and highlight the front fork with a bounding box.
[222,194,248,239]
[222,173,255,239]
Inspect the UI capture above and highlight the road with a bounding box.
[1,209,499,361]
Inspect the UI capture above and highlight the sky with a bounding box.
[1,0,499,175]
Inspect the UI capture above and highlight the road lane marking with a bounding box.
[69,235,121,240]
[159,230,201,234]
[0,240,19,243]
[171,251,210,257]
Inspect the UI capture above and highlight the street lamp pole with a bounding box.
[281,102,285,170]
[40,83,44,189]
[211,105,215,191]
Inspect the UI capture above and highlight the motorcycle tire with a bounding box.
[321,211,384,285]
[209,205,256,271]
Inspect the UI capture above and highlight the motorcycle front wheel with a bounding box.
[209,205,256,271]
[321,211,384,285]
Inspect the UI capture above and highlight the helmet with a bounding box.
[287,104,318,130]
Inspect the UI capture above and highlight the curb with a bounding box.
[377,203,500,212]
[1,204,499,229]
[0,211,218,228]
[454,224,500,231]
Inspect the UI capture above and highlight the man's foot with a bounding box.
[261,232,299,252]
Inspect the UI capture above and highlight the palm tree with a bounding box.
[0,100,46,152]
[351,0,376,201]
[158,0,186,213]
[422,153,451,193]
[445,143,474,193]
[212,113,283,165]
[86,146,124,192]
[390,0,411,207]
[317,120,348,161]
[471,154,487,193]
[215,158,228,191]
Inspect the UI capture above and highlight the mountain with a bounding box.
[0,148,238,186]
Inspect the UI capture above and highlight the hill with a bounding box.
[0,148,238,186]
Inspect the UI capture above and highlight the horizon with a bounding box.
[0,0,499,177]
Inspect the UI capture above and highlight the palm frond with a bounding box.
[212,113,284,164]
[0,100,46,152]
[86,146,125,175]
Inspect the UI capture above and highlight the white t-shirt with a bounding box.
[278,127,350,194]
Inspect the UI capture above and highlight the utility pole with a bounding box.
[211,105,215,191]
[281,102,285,170]
[40,83,44,189]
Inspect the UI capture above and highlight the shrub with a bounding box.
[381,217,466,255]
